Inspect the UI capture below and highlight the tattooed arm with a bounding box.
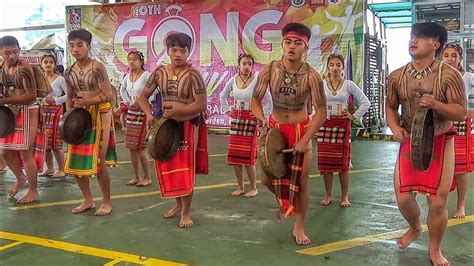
[64,68,75,111]
[137,69,159,121]
[251,64,271,124]
[294,70,326,153]
[424,67,466,122]
[386,69,409,142]
[1,62,37,105]
[87,61,113,105]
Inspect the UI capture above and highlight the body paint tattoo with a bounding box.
[154,65,206,104]
[65,60,107,92]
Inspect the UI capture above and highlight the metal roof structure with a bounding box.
[368,2,413,29]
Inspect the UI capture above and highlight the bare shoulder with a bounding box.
[92,59,107,72]
[18,59,33,72]
[441,62,462,80]
[307,64,323,81]
[387,65,405,83]
[188,65,203,77]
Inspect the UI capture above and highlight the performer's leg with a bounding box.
[136,150,151,187]
[394,156,423,248]
[126,149,140,185]
[52,148,65,177]
[261,172,274,193]
[3,150,27,198]
[72,176,95,213]
[427,138,454,266]
[293,147,312,245]
[0,153,6,171]
[243,165,258,198]
[320,172,334,206]
[230,165,244,196]
[454,172,468,218]
[163,198,182,218]
[179,193,194,228]
[95,110,113,216]
[17,108,39,204]
[41,150,54,176]
[339,171,350,207]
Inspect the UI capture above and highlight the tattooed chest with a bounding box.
[3,72,24,92]
[270,78,308,113]
[67,68,99,92]
[161,78,193,104]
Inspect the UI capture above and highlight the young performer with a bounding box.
[219,53,272,198]
[136,33,208,228]
[318,54,370,207]
[386,23,466,265]
[0,36,45,204]
[442,42,474,219]
[40,53,66,178]
[119,51,152,187]
[64,29,117,216]
[252,23,327,245]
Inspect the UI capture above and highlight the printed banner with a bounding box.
[66,0,364,127]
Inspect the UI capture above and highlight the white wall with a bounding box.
[386,27,412,73]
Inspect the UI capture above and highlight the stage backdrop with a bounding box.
[66,0,364,127]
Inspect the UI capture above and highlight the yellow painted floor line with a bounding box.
[103,258,123,265]
[0,231,186,266]
[9,167,391,211]
[297,215,474,256]
[116,153,226,165]
[0,241,23,251]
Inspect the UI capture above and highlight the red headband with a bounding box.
[283,31,309,47]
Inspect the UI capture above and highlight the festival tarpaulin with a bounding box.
[66,0,364,128]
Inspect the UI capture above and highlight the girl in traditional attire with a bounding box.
[220,53,272,197]
[119,51,152,187]
[317,54,370,207]
[40,54,66,178]
[442,42,474,219]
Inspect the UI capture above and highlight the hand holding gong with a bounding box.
[163,104,177,118]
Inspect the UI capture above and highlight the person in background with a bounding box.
[317,54,370,208]
[442,42,474,219]
[219,53,272,198]
[119,51,152,187]
[40,53,66,178]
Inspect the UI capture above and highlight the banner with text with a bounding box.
[66,0,364,127]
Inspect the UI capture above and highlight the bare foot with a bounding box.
[51,171,66,178]
[292,230,311,245]
[319,197,332,206]
[179,214,194,228]
[126,178,140,186]
[276,209,287,223]
[136,179,152,187]
[397,227,422,248]
[39,170,54,177]
[243,189,258,198]
[429,249,451,266]
[163,205,182,218]
[16,190,38,204]
[453,207,465,219]
[230,188,244,196]
[340,198,351,208]
[8,177,27,198]
[94,203,112,216]
[71,202,95,214]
